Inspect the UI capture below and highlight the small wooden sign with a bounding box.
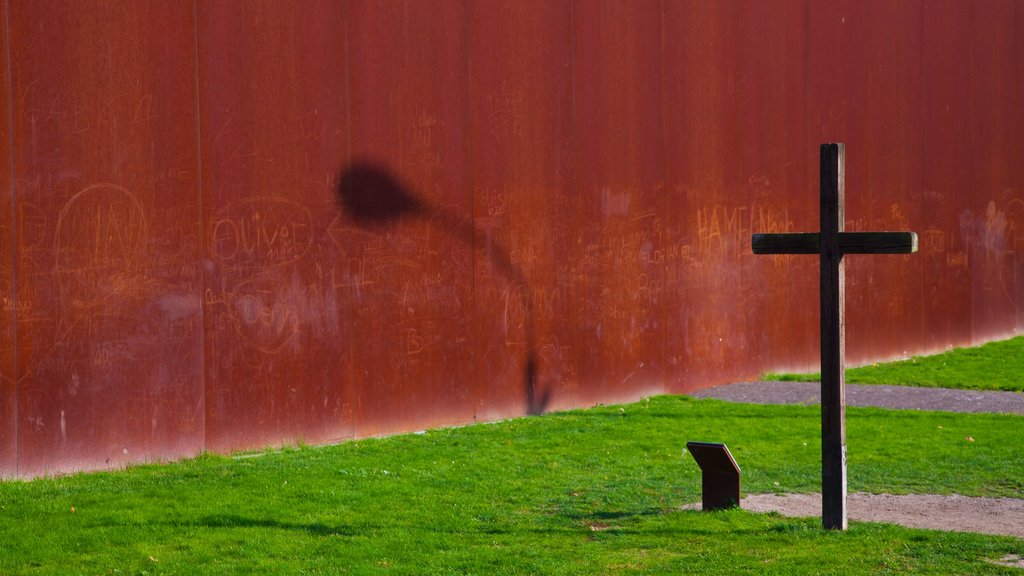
[686,441,741,511]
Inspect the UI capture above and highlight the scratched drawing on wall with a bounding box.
[210,197,313,266]
[53,184,148,341]
[961,198,1024,321]
[206,197,321,354]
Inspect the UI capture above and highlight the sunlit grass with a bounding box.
[765,335,1024,391]
[1,396,1021,574]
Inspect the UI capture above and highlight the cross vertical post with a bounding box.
[751,143,917,531]
[819,143,847,530]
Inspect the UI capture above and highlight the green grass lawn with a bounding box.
[765,335,1024,391]
[1,397,1021,575]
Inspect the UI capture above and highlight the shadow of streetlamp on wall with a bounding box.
[336,162,549,415]
[336,164,426,226]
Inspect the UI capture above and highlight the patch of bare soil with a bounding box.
[741,492,1024,539]
[989,554,1024,568]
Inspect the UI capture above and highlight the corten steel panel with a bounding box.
[673,0,816,391]
[574,1,665,403]
[1018,2,1024,336]
[469,0,579,418]
[732,1,817,381]
[920,1,973,351]
[848,1,925,365]
[1014,3,1024,336]
[8,1,204,476]
[198,1,352,453]
[967,1,1023,343]
[664,1,746,390]
[803,0,863,371]
[1,1,1023,477]
[1012,2,1024,337]
[805,0,875,366]
[345,0,475,437]
[0,6,15,477]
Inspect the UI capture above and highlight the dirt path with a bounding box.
[689,382,1024,539]
[691,381,1024,414]
[742,493,1024,539]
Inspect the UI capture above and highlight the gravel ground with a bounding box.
[691,381,1024,414]
[688,381,1024,539]
[742,493,1024,539]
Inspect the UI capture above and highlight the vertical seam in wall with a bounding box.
[191,0,207,452]
[803,0,811,360]
[464,0,479,421]
[342,0,354,437]
[918,2,926,344]
[967,2,975,345]
[569,0,580,397]
[658,0,667,393]
[4,0,19,476]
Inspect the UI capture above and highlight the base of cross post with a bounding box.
[822,443,848,530]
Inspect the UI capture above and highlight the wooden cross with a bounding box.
[752,143,917,530]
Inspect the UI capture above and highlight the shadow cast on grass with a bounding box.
[184,512,773,539]
[559,508,669,522]
[118,515,582,538]
[192,515,359,537]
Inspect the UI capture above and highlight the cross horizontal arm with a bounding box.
[839,232,918,254]
[752,233,818,254]
[752,231,918,255]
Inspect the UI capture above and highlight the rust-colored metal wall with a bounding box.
[470,1,580,417]
[197,0,353,456]
[1,5,13,477]
[346,0,476,436]
[7,1,205,477]
[2,0,1022,477]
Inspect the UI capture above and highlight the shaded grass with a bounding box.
[765,335,1024,391]
[1,396,1021,574]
